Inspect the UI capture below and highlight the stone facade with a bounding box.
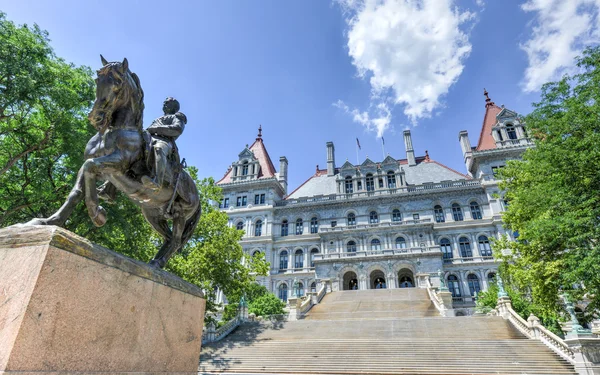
[217,94,532,312]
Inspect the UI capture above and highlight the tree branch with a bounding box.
[0,126,52,176]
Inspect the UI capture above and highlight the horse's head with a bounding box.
[89,55,144,134]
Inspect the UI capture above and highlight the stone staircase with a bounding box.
[200,289,576,374]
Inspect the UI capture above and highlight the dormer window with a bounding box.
[506,124,517,140]
[366,174,374,192]
[241,161,249,176]
[387,171,396,188]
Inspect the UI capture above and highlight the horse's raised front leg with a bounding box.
[27,166,86,226]
[82,152,124,227]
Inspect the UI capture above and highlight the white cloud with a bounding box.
[334,100,391,138]
[336,0,475,128]
[521,0,600,92]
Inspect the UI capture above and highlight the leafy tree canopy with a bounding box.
[248,293,286,317]
[495,46,600,321]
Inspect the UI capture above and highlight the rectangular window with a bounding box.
[492,165,504,177]
[378,178,384,188]
[254,194,260,205]
[260,194,265,204]
[223,198,229,208]
[331,221,337,227]
[413,213,420,220]
[236,197,242,207]
[357,181,362,190]
[241,196,247,206]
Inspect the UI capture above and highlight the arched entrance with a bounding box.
[343,271,359,290]
[397,268,415,288]
[370,270,386,289]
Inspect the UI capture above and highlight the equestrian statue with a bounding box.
[27,56,201,269]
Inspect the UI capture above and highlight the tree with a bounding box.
[0,14,268,319]
[248,293,285,317]
[495,46,600,321]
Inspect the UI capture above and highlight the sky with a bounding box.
[3,0,600,191]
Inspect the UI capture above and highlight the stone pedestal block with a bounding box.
[0,225,205,375]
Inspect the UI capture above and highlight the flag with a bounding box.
[356,137,361,150]
[382,137,385,145]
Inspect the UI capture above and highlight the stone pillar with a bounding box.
[564,337,600,375]
[287,297,301,321]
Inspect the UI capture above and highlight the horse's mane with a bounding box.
[98,62,145,131]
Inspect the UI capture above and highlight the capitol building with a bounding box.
[217,92,531,314]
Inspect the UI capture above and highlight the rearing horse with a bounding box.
[28,56,201,268]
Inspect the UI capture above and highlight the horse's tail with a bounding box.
[181,204,201,249]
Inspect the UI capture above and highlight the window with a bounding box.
[434,205,445,223]
[310,217,318,234]
[440,238,453,260]
[236,221,244,231]
[413,213,420,221]
[347,213,356,226]
[459,237,472,258]
[467,274,481,296]
[371,238,381,251]
[220,198,229,208]
[331,220,337,227]
[294,249,304,269]
[252,250,261,258]
[395,237,407,249]
[254,220,262,236]
[448,275,461,297]
[279,251,288,270]
[241,196,247,206]
[278,284,288,302]
[506,124,517,140]
[281,220,289,236]
[241,162,249,176]
[491,165,504,177]
[347,241,357,253]
[387,171,396,188]
[260,194,265,204]
[487,272,497,283]
[369,211,379,224]
[297,282,304,297]
[254,194,260,205]
[378,178,384,188]
[310,248,319,268]
[345,177,353,193]
[452,203,463,221]
[357,181,362,190]
[470,202,482,220]
[392,209,402,222]
[478,235,492,257]
[310,282,317,293]
[366,174,375,192]
[236,197,242,207]
[295,218,303,235]
[497,130,504,141]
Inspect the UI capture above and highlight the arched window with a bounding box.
[241,161,249,176]
[279,250,288,270]
[347,213,356,226]
[369,211,379,224]
[487,272,497,283]
[254,220,262,236]
[434,205,445,223]
[281,220,288,236]
[467,274,481,296]
[459,237,472,258]
[294,249,304,269]
[440,238,453,260]
[310,282,317,293]
[297,282,304,297]
[252,250,261,258]
[506,124,517,140]
[310,217,318,234]
[470,201,482,220]
[371,238,381,251]
[392,209,402,222]
[347,240,357,253]
[278,283,288,302]
[295,218,303,235]
[366,174,375,192]
[452,203,464,221]
[387,171,396,188]
[395,237,407,249]
[345,176,353,193]
[448,275,461,297]
[478,235,492,257]
[310,248,319,268]
[236,221,244,231]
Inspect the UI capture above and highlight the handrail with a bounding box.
[316,283,326,303]
[424,277,447,316]
[202,315,242,345]
[299,296,312,314]
[505,304,533,338]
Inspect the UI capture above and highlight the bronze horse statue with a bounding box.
[28,56,201,268]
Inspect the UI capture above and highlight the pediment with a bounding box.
[381,155,397,166]
[496,108,518,120]
[238,148,256,161]
[361,158,376,167]
[340,160,355,170]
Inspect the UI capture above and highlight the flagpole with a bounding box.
[381,137,386,160]
[356,144,359,165]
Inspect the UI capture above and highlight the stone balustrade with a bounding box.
[314,246,441,262]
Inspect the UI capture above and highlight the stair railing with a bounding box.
[316,282,327,303]
[425,277,448,316]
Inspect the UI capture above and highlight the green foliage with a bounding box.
[249,293,286,317]
[494,46,600,321]
[0,14,268,321]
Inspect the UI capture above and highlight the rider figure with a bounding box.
[142,97,186,191]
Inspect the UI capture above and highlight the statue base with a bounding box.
[0,225,205,375]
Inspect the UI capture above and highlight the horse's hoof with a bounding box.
[25,218,48,226]
[91,206,107,227]
[148,259,165,269]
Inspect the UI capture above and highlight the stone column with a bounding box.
[564,336,600,375]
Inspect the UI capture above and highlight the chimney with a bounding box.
[326,142,336,176]
[403,130,416,166]
[458,130,473,173]
[279,156,288,194]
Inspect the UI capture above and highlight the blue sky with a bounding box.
[3,0,599,190]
